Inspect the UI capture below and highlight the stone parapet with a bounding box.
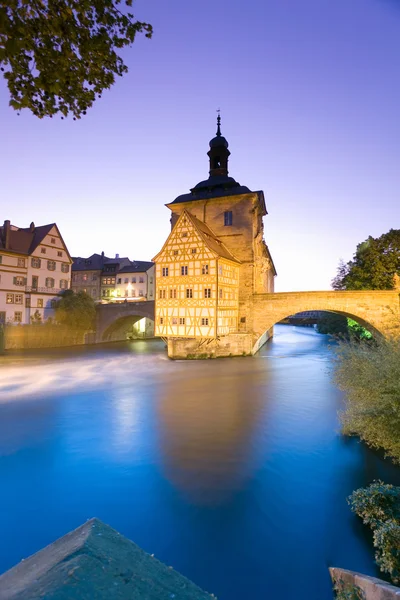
[330,567,400,599]
[167,332,258,359]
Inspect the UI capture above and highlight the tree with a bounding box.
[54,289,96,330]
[316,312,348,336]
[332,229,400,291]
[0,0,152,119]
[334,336,400,464]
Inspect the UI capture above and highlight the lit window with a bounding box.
[181,266,188,276]
[201,318,209,326]
[202,264,209,275]
[14,276,25,286]
[224,211,233,226]
[41,247,46,254]
[15,294,23,304]
[125,290,129,297]
[139,290,143,296]
[14,311,22,323]
[162,268,169,277]
[204,288,211,298]
[25,297,31,307]
[6,294,14,304]
[37,299,43,308]
[172,317,178,325]
[186,289,193,298]
[47,260,56,271]
[18,258,25,267]
[83,274,88,281]
[31,257,41,268]
[61,263,70,273]
[179,318,185,325]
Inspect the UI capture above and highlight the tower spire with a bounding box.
[216,109,221,136]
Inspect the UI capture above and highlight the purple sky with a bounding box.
[1,0,399,291]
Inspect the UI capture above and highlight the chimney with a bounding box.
[115,253,119,259]
[101,251,104,258]
[29,222,35,232]
[3,220,10,249]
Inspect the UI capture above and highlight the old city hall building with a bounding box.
[153,117,276,358]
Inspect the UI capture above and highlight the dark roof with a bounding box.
[72,253,109,271]
[170,175,253,204]
[0,222,70,257]
[118,261,154,274]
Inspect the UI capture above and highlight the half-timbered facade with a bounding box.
[153,210,240,339]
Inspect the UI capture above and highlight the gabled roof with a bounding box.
[118,261,154,274]
[72,253,109,272]
[152,210,240,264]
[0,221,72,261]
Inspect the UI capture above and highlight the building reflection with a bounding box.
[156,361,268,505]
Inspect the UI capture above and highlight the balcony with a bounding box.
[25,286,64,294]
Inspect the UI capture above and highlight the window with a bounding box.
[60,279,68,289]
[201,318,209,326]
[83,274,88,281]
[224,211,233,226]
[102,278,107,284]
[159,317,164,325]
[18,258,25,267]
[117,278,122,284]
[150,277,153,284]
[159,289,166,299]
[13,276,25,286]
[181,232,188,238]
[191,248,197,254]
[47,260,56,271]
[37,299,43,308]
[139,276,144,283]
[186,288,193,298]
[125,290,129,297]
[31,257,41,268]
[181,266,188,276]
[41,247,46,254]
[45,277,55,288]
[92,274,97,281]
[61,263,70,273]
[173,250,178,255]
[219,288,223,298]
[204,288,211,298]
[202,264,209,275]
[57,251,62,257]
[179,318,185,325]
[51,237,56,244]
[91,289,97,297]
[139,290,143,296]
[124,277,129,283]
[0,255,2,264]
[25,297,31,307]
[15,294,23,304]
[162,268,169,277]
[219,265,223,275]
[240,317,246,323]
[51,299,57,308]
[6,293,14,304]
[132,277,136,283]
[14,311,22,323]
[172,317,178,325]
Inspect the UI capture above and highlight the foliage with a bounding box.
[332,229,400,290]
[347,319,373,340]
[348,481,400,584]
[30,309,42,325]
[54,289,96,330]
[0,0,152,119]
[334,336,400,464]
[332,578,365,600]
[316,313,348,336]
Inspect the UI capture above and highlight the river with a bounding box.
[0,325,399,600]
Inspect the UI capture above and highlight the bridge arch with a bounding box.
[252,291,399,354]
[96,301,155,342]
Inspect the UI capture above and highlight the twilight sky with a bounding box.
[1,0,399,291]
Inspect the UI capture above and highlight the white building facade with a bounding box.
[0,221,72,325]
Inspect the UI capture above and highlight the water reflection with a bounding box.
[156,361,267,504]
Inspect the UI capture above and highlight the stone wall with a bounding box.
[167,332,257,359]
[330,567,400,599]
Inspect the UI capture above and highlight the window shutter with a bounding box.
[13,277,16,285]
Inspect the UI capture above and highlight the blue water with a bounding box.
[0,326,399,600]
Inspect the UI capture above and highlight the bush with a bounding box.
[334,337,400,464]
[348,481,400,584]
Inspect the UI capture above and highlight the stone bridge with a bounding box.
[252,290,400,353]
[96,301,155,342]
